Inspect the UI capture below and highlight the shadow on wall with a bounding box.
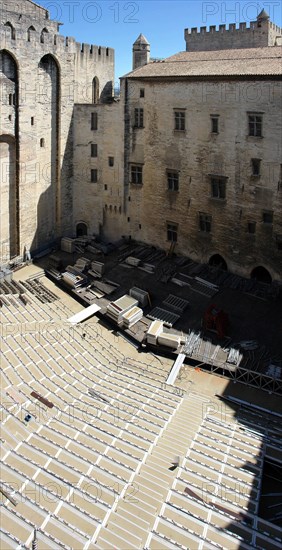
[29,73,112,256]
[30,105,74,257]
[0,135,17,259]
[0,48,19,261]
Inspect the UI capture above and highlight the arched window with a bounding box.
[40,27,49,43]
[251,266,272,284]
[27,25,36,42]
[92,76,99,104]
[4,22,16,40]
[209,254,228,271]
[76,223,88,237]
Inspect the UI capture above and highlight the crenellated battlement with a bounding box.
[186,20,282,35]
[185,15,282,51]
[76,43,114,62]
[0,23,114,63]
[1,0,114,62]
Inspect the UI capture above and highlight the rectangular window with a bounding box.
[211,115,219,133]
[263,211,273,224]
[140,88,145,98]
[131,165,143,185]
[248,222,256,234]
[91,144,97,157]
[108,156,114,167]
[167,171,179,191]
[91,112,98,130]
[199,213,212,233]
[31,117,34,126]
[211,177,226,199]
[251,158,261,176]
[8,93,16,106]
[134,108,144,128]
[248,113,262,137]
[167,223,178,242]
[91,169,97,183]
[174,111,185,131]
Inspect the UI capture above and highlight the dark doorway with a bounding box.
[76,223,88,237]
[209,254,228,271]
[251,266,272,284]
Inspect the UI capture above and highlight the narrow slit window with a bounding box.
[91,144,97,157]
[211,115,219,133]
[91,169,98,183]
[91,112,98,130]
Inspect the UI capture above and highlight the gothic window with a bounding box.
[4,22,16,40]
[27,26,36,42]
[40,28,49,43]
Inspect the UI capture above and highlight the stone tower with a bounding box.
[0,0,114,264]
[132,34,150,70]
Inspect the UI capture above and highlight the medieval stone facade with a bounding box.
[0,0,114,263]
[72,10,282,283]
[1,2,281,283]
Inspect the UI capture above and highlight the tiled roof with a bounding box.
[125,47,282,78]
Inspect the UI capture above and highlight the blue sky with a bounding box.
[40,1,282,83]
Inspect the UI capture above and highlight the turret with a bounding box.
[132,34,150,70]
[257,9,270,23]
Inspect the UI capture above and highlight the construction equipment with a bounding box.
[202,303,229,339]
